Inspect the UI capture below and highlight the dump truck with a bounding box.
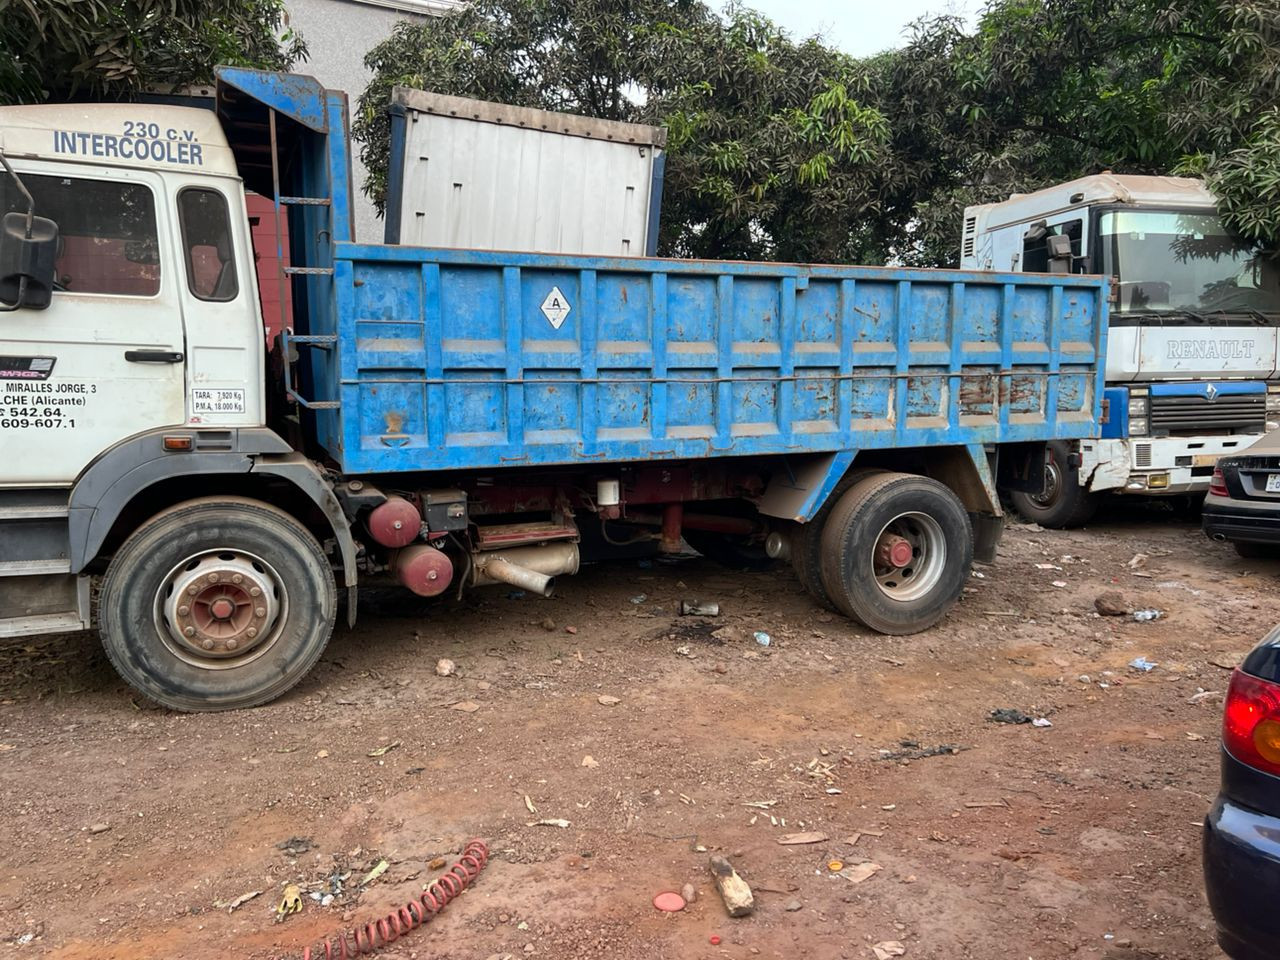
[0,69,1107,711]
[962,174,1280,526]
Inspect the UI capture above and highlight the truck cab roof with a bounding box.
[967,173,1215,231]
[0,102,238,179]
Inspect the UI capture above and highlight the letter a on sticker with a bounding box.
[540,286,571,330]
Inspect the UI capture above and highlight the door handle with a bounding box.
[125,350,184,363]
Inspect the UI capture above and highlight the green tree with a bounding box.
[0,0,306,106]
[355,0,890,262]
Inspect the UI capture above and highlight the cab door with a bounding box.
[0,163,186,484]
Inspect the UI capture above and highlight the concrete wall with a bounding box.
[284,0,461,242]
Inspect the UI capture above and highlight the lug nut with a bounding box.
[202,639,215,651]
[246,627,258,639]
[188,585,198,596]
[255,607,266,618]
[232,574,243,584]
[249,587,262,598]
[208,573,219,583]
[184,626,196,637]
[226,639,239,651]
[178,605,189,616]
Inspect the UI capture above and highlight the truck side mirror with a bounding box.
[1045,233,1073,274]
[0,211,59,310]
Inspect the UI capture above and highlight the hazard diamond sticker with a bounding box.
[540,286,571,330]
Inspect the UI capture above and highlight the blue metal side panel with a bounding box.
[326,245,1108,475]
[1101,385,1129,439]
[215,67,329,132]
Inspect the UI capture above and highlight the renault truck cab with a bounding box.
[962,173,1280,525]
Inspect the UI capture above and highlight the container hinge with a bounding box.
[284,266,335,276]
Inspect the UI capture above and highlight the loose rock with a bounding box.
[1094,592,1128,616]
[435,658,457,677]
[709,855,754,917]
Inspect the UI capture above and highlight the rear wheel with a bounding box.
[99,497,337,712]
[1008,440,1098,528]
[818,473,972,634]
[792,468,883,610]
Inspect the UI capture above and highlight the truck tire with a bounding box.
[1008,440,1098,528]
[99,497,337,712]
[792,468,883,610]
[818,472,972,635]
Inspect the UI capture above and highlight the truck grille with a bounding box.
[1149,393,1265,436]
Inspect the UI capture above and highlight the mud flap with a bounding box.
[971,513,1004,564]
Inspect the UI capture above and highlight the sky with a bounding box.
[738,0,986,57]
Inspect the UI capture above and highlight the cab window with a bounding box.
[177,188,238,301]
[1022,219,1083,273]
[0,172,160,296]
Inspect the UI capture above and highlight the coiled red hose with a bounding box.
[300,839,489,959]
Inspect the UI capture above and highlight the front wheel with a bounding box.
[1008,440,1098,528]
[99,497,337,712]
[818,473,972,635]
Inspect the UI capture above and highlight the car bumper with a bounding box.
[1202,502,1280,545]
[1081,436,1267,496]
[1203,794,1280,959]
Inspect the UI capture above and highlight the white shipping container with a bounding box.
[386,87,666,257]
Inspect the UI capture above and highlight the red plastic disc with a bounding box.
[710,935,722,945]
[652,891,686,912]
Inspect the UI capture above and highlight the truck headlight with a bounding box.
[1130,417,1149,436]
[1128,397,1148,415]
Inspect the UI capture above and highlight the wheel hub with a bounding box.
[872,511,947,603]
[162,554,280,659]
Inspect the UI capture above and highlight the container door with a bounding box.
[0,163,186,484]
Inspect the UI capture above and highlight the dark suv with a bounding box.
[1202,625,1280,959]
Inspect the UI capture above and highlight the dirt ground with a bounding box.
[1,504,1271,960]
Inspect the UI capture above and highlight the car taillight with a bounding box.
[1224,668,1280,777]
[1209,467,1228,497]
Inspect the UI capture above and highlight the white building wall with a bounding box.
[284,0,462,242]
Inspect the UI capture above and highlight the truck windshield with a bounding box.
[1098,209,1280,318]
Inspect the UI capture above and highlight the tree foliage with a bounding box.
[0,0,306,106]
[353,0,1280,264]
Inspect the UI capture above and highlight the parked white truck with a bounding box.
[962,173,1280,525]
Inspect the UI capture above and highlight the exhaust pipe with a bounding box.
[471,542,580,598]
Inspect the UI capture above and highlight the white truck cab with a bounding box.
[0,104,265,485]
[962,173,1280,525]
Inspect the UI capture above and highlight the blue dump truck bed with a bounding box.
[303,246,1107,475]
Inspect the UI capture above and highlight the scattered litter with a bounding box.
[451,700,481,713]
[827,860,844,872]
[742,799,778,809]
[524,795,538,814]
[1051,580,1068,588]
[753,631,772,647]
[630,595,647,604]
[709,935,721,945]
[276,883,303,921]
[970,570,985,579]
[877,655,906,667]
[873,941,906,960]
[1132,609,1163,622]
[1035,563,1062,570]
[653,891,686,912]
[777,832,828,845]
[566,626,578,635]
[1186,732,1206,741]
[1078,674,1091,683]
[675,645,694,657]
[1094,592,1128,616]
[1127,553,1149,569]
[881,804,896,811]
[1188,688,1221,705]
[581,755,599,768]
[429,856,447,870]
[87,822,110,834]
[528,818,571,828]
[316,749,330,759]
[839,861,882,884]
[680,600,720,616]
[876,743,963,761]
[276,836,313,857]
[435,658,456,677]
[214,889,262,912]
[1129,657,1158,672]
[709,855,754,917]
[964,800,1008,809]
[360,859,389,886]
[367,740,401,757]
[988,708,1032,725]
[598,694,621,706]
[1031,717,1053,728]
